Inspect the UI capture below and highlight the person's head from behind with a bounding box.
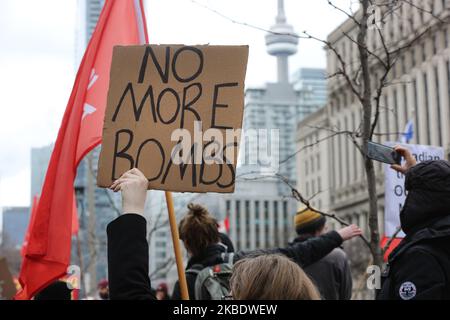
[294,207,326,238]
[230,254,320,300]
[156,282,169,300]
[179,203,219,257]
[97,279,109,300]
[34,280,72,300]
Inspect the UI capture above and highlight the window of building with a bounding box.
[435,66,443,146]
[401,55,406,75]
[393,88,399,135]
[282,201,289,244]
[413,78,420,144]
[424,72,431,145]
[337,120,343,186]
[246,200,251,249]
[352,111,357,181]
[433,34,438,55]
[273,201,279,247]
[264,201,269,248]
[156,231,166,238]
[344,115,350,184]
[422,42,427,63]
[445,26,449,49]
[447,62,450,126]
[156,251,166,259]
[384,94,390,140]
[155,241,166,247]
[255,200,260,248]
[403,83,408,125]
[236,200,241,248]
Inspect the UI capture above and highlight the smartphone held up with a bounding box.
[367,141,402,165]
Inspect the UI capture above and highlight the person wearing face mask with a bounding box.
[377,146,450,300]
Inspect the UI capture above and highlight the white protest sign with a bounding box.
[384,142,445,238]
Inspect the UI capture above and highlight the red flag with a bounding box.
[21,195,40,257]
[15,0,148,300]
[218,216,230,234]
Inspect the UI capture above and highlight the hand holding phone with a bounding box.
[390,145,417,174]
[367,141,402,165]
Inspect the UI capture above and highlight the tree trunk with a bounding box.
[358,0,383,267]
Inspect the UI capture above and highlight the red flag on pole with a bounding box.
[21,195,39,258]
[15,0,148,300]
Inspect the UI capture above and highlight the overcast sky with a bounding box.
[0,0,353,207]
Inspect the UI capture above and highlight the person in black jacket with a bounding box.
[107,168,362,300]
[292,207,353,300]
[377,146,450,300]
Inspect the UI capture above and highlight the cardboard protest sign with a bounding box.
[0,257,17,300]
[97,45,249,193]
[384,143,444,238]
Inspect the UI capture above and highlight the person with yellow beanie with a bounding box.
[291,206,353,300]
[294,207,327,235]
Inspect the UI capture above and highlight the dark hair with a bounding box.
[178,203,220,257]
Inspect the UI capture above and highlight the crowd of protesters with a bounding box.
[32,146,450,300]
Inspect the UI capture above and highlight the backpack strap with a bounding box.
[221,252,235,265]
[186,264,203,276]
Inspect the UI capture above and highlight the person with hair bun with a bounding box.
[171,203,226,299]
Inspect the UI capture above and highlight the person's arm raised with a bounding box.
[233,224,362,267]
[278,224,362,267]
[107,168,156,300]
[110,167,148,215]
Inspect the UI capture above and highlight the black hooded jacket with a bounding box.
[377,160,450,300]
[171,243,228,300]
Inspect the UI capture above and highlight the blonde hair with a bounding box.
[230,254,321,300]
[178,203,219,257]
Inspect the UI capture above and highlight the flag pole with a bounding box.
[164,191,189,300]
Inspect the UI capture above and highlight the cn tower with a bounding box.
[265,0,299,83]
